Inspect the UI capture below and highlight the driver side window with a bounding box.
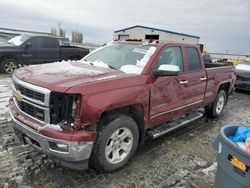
[25,37,42,49]
[156,47,183,72]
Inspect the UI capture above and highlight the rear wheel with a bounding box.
[90,114,139,172]
[205,90,227,118]
[1,58,18,74]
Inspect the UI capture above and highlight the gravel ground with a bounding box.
[0,74,250,188]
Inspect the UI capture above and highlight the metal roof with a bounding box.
[114,25,200,39]
[0,27,52,36]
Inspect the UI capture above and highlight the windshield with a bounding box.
[0,36,10,43]
[83,43,156,74]
[8,35,30,46]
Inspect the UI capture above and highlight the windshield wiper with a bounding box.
[106,64,119,70]
[82,59,119,70]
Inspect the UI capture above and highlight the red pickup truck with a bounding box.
[9,42,236,172]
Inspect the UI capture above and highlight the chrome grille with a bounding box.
[14,82,45,102]
[12,75,50,107]
[17,100,45,121]
[12,75,51,123]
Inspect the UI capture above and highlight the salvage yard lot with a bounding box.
[0,74,250,188]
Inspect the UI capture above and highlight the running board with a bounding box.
[147,111,203,139]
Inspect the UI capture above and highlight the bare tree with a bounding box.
[59,28,66,38]
[51,27,57,36]
[72,31,83,43]
[50,24,66,38]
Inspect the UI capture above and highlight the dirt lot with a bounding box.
[1,74,250,188]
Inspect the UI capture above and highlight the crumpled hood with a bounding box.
[14,61,131,92]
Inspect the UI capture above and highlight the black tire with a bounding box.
[90,114,139,172]
[205,90,227,118]
[1,58,18,74]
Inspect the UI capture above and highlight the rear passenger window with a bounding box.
[156,47,183,72]
[42,37,58,48]
[186,47,201,72]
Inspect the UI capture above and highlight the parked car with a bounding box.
[9,42,236,172]
[235,60,250,91]
[0,34,89,73]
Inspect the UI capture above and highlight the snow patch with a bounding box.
[38,124,63,132]
[0,76,12,117]
[201,162,217,176]
[82,60,109,68]
[120,65,142,74]
[27,61,105,77]
[136,46,156,67]
[120,46,156,74]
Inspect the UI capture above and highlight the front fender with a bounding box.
[81,85,149,126]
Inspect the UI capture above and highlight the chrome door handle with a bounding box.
[179,80,189,84]
[200,77,207,81]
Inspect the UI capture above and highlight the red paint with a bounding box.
[12,42,236,141]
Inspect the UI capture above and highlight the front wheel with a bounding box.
[1,58,18,74]
[205,90,227,118]
[90,114,139,172]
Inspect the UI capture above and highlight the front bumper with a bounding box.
[10,110,94,170]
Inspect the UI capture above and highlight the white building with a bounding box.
[114,25,199,44]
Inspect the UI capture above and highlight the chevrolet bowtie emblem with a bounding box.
[15,90,23,102]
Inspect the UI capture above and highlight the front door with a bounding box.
[150,46,189,125]
[20,36,43,65]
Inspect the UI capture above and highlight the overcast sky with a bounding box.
[0,0,249,54]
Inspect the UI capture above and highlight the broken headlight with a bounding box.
[50,92,81,126]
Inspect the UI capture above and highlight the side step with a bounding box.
[146,111,203,139]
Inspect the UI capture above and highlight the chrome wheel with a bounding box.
[105,127,133,164]
[216,95,225,114]
[4,61,17,73]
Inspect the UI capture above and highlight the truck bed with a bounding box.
[204,62,233,69]
[60,46,89,61]
[204,63,235,105]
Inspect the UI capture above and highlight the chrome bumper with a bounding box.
[10,111,93,163]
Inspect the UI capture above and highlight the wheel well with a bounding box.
[218,82,230,103]
[0,55,16,62]
[99,104,145,144]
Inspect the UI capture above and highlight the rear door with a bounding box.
[40,37,60,63]
[181,46,207,110]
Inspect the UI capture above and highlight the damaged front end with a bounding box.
[50,92,82,130]
[10,76,96,170]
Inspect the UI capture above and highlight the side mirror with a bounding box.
[24,42,32,49]
[152,64,180,77]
